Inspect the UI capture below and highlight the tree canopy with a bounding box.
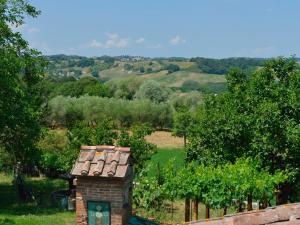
[187,57,300,203]
[0,0,45,167]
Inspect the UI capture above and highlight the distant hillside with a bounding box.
[44,55,267,94]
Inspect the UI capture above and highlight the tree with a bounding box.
[172,109,193,147]
[93,119,117,145]
[188,58,300,203]
[118,124,157,174]
[166,64,180,74]
[139,66,145,73]
[107,76,143,100]
[135,80,170,103]
[0,0,46,168]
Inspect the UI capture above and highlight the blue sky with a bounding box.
[22,0,300,58]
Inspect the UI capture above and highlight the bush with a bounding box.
[37,129,69,177]
[166,64,180,74]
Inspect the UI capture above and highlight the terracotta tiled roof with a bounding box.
[71,146,131,178]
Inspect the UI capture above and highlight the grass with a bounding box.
[137,200,234,224]
[148,148,186,177]
[0,173,75,225]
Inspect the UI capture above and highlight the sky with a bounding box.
[20,0,300,58]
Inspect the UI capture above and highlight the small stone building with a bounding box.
[71,146,133,225]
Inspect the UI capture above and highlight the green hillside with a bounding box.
[45,55,265,94]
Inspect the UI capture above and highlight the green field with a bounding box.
[148,148,185,177]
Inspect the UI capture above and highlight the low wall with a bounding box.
[187,203,300,225]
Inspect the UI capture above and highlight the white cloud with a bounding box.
[27,27,39,34]
[169,35,186,45]
[90,39,103,48]
[146,44,162,49]
[135,37,145,44]
[89,33,129,49]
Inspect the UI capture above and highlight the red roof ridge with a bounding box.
[71,145,131,178]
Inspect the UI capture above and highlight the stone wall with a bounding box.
[75,176,132,225]
[188,203,300,225]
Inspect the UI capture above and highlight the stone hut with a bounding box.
[71,145,133,225]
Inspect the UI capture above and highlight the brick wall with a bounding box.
[188,203,300,225]
[76,177,132,225]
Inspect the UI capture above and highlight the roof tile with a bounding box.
[71,146,131,178]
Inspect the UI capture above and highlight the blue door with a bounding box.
[88,201,110,225]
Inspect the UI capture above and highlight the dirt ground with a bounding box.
[145,131,184,148]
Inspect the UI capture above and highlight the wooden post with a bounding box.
[205,206,210,219]
[247,194,253,211]
[185,197,191,222]
[223,206,227,216]
[171,201,174,221]
[193,198,198,220]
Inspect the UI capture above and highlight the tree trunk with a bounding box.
[260,197,268,209]
[185,197,191,222]
[184,135,187,148]
[247,194,253,211]
[205,206,210,219]
[276,183,292,205]
[193,198,199,220]
[238,201,243,212]
[223,207,227,216]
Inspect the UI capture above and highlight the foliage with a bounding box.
[0,0,46,167]
[169,92,203,111]
[190,57,264,74]
[47,95,173,128]
[133,166,164,211]
[106,76,143,100]
[135,80,170,103]
[180,80,227,93]
[134,157,288,217]
[37,129,69,176]
[93,119,118,145]
[118,124,157,174]
[166,64,180,74]
[63,120,117,172]
[139,66,145,73]
[188,58,300,171]
[187,58,300,202]
[124,63,134,71]
[172,109,194,147]
[38,76,110,99]
[170,158,287,209]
